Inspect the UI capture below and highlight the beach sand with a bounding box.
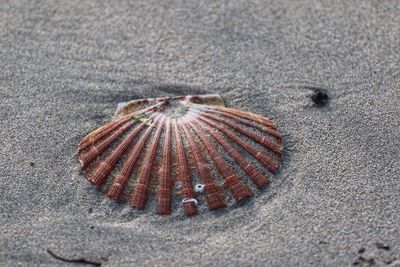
[1,1,399,266]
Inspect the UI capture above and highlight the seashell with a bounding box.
[194,184,205,193]
[77,94,283,216]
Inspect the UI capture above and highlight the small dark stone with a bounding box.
[311,89,329,106]
[376,242,390,250]
[358,247,366,254]
[29,162,35,167]
[384,259,394,264]
[90,226,95,229]
[88,207,93,214]
[353,259,361,266]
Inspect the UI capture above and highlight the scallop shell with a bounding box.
[77,94,283,216]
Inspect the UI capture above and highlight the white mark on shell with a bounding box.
[182,198,198,206]
[194,184,205,193]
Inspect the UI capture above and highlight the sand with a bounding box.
[1,1,399,266]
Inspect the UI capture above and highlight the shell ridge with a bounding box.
[80,120,136,168]
[197,111,283,155]
[195,115,279,173]
[194,106,282,140]
[78,116,131,152]
[186,120,253,202]
[107,114,159,199]
[194,118,269,189]
[157,117,173,215]
[172,120,198,216]
[82,102,160,151]
[88,121,147,186]
[106,116,160,199]
[180,121,226,211]
[129,116,165,209]
[210,106,276,129]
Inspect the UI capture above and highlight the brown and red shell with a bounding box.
[77,94,283,216]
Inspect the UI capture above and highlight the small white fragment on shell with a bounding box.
[182,198,198,206]
[117,102,127,110]
[194,184,205,193]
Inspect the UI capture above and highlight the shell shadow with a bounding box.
[60,80,219,105]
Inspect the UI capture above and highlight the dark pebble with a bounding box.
[311,89,329,106]
[358,247,365,254]
[376,242,390,250]
[385,259,394,264]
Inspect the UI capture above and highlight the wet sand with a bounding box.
[1,1,399,266]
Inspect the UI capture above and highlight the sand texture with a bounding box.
[1,1,399,266]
